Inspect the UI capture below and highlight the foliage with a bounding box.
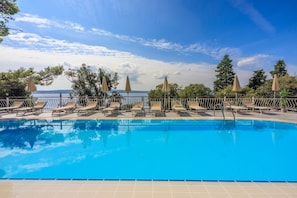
[254,79,274,98]
[213,54,235,93]
[0,0,19,42]
[253,75,297,98]
[270,60,288,78]
[215,86,233,98]
[178,84,212,98]
[280,89,289,107]
[64,64,119,97]
[0,66,64,97]
[248,69,266,90]
[35,66,64,86]
[278,75,297,97]
[148,83,180,98]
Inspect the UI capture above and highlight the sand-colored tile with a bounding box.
[54,191,78,198]
[228,192,250,198]
[153,184,171,192]
[205,185,226,193]
[77,191,97,197]
[171,192,192,198]
[94,191,114,198]
[133,191,152,198]
[0,190,14,198]
[153,192,172,198]
[187,184,207,192]
[134,183,153,191]
[191,192,211,198]
[113,191,134,198]
[116,184,135,192]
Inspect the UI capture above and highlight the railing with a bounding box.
[1,96,297,113]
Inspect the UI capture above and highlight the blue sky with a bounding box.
[1,0,297,91]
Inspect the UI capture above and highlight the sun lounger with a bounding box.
[75,101,97,116]
[188,101,207,113]
[224,102,248,113]
[15,101,47,115]
[150,101,163,116]
[103,102,120,116]
[172,101,187,115]
[131,101,145,116]
[52,101,76,116]
[244,101,270,114]
[0,101,24,113]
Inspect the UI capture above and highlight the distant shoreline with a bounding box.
[34,90,149,94]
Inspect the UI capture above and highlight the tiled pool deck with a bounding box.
[1,110,297,198]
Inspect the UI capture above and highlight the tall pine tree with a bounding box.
[270,60,288,77]
[213,54,235,93]
[248,69,266,90]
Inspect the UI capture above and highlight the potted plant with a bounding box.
[280,89,289,112]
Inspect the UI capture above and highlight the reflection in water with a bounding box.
[216,120,237,144]
[0,120,47,149]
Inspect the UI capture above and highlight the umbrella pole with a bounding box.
[273,91,276,109]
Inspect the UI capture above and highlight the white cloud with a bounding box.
[237,54,272,67]
[16,13,52,28]
[0,41,217,90]
[16,13,84,32]
[15,14,238,60]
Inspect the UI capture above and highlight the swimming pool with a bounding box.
[0,119,296,182]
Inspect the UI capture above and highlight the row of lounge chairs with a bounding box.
[0,99,272,117]
[0,101,47,116]
[224,101,271,114]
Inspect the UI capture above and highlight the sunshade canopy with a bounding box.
[272,74,280,92]
[162,76,170,93]
[101,76,109,93]
[27,76,37,92]
[232,75,242,92]
[125,76,132,93]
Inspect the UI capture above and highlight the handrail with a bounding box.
[213,103,225,120]
[223,102,235,120]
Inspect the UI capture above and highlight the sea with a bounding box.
[33,90,149,98]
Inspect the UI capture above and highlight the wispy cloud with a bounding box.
[16,13,84,31]
[15,13,238,60]
[237,54,272,68]
[230,0,275,33]
[7,32,127,56]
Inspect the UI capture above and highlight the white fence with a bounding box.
[0,96,297,112]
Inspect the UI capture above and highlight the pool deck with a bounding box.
[1,109,297,198]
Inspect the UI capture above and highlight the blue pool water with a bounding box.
[0,119,297,182]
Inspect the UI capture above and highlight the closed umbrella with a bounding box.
[162,76,170,111]
[232,75,242,100]
[101,76,109,106]
[125,76,132,110]
[162,76,170,93]
[27,76,37,93]
[272,74,280,108]
[27,76,37,107]
[101,76,108,93]
[125,76,132,94]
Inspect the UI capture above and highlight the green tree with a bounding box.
[213,54,235,94]
[65,64,119,97]
[254,75,297,98]
[0,66,64,97]
[148,83,180,98]
[270,60,288,77]
[248,69,266,90]
[0,0,19,42]
[179,84,212,98]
